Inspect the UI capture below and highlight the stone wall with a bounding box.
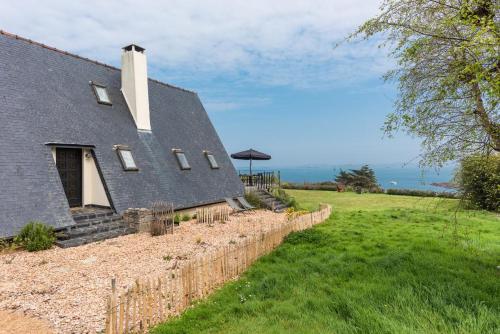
[122,208,153,233]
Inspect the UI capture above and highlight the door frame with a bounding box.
[47,143,115,211]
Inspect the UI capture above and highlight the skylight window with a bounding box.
[204,152,219,169]
[173,149,191,170]
[116,147,138,171]
[91,82,112,105]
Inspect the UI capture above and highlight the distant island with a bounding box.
[430,182,458,189]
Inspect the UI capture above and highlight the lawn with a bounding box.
[152,191,499,334]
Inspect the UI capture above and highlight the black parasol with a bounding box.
[230,149,271,179]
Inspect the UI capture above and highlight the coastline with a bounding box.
[235,165,456,192]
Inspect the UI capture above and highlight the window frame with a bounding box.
[173,149,191,170]
[115,146,139,171]
[90,81,112,105]
[204,151,219,169]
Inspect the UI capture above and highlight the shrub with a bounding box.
[386,188,457,199]
[14,221,55,252]
[174,214,181,224]
[273,188,299,210]
[181,214,191,222]
[284,207,308,220]
[456,155,500,211]
[150,220,167,236]
[244,191,264,208]
[369,186,385,194]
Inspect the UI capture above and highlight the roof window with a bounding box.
[204,151,219,169]
[115,145,138,171]
[173,149,191,170]
[91,82,112,105]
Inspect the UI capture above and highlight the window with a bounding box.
[91,82,112,105]
[204,152,219,169]
[116,147,138,171]
[173,149,191,170]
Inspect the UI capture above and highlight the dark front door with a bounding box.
[56,148,83,207]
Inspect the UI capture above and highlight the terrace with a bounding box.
[237,170,281,191]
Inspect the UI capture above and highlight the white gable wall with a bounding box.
[83,149,110,207]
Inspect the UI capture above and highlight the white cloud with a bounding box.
[1,0,385,84]
[203,95,271,112]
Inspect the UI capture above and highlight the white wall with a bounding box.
[82,149,110,207]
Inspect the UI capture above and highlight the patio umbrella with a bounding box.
[230,149,271,180]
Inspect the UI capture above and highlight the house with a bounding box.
[0,31,244,240]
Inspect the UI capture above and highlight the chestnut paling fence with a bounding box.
[104,204,332,334]
[195,206,231,225]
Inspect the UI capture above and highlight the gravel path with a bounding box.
[0,310,53,334]
[0,210,285,333]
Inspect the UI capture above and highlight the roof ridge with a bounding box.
[0,30,196,94]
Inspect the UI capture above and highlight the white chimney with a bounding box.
[121,44,151,131]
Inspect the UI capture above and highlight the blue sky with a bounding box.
[1,0,424,168]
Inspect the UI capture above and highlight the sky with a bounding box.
[0,0,425,168]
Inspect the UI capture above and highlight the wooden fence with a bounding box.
[104,204,331,333]
[238,170,280,190]
[195,206,231,225]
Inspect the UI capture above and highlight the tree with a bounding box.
[335,165,380,191]
[455,154,499,211]
[351,0,499,166]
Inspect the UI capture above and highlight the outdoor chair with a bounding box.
[236,197,255,211]
[225,197,246,214]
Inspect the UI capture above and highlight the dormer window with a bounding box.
[204,151,219,169]
[91,82,112,105]
[173,149,191,170]
[115,145,138,171]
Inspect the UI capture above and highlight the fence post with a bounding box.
[111,278,117,334]
[105,296,112,334]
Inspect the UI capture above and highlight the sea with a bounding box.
[235,164,457,192]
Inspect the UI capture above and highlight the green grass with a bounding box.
[152,191,499,334]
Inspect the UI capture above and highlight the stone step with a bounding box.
[72,209,115,222]
[249,190,289,212]
[72,215,123,228]
[65,220,125,239]
[259,195,275,201]
[262,197,278,203]
[55,227,136,248]
[55,210,135,248]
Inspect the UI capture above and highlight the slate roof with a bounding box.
[0,31,244,237]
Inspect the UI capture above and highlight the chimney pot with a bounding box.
[122,44,145,53]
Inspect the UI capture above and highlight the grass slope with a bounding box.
[152,191,499,334]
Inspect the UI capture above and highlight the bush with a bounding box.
[273,188,299,210]
[369,186,385,194]
[456,155,500,211]
[386,188,457,199]
[244,191,265,208]
[14,221,55,252]
[181,214,191,222]
[150,220,167,236]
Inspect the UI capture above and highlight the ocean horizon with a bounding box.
[234,164,457,192]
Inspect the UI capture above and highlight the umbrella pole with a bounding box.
[249,158,253,186]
